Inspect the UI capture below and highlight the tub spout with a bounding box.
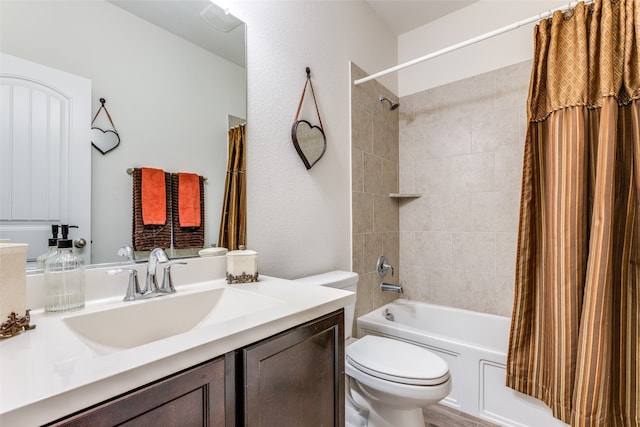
[380,282,403,293]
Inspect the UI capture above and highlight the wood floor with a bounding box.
[423,404,503,427]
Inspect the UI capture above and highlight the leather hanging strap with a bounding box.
[91,98,117,130]
[294,67,324,130]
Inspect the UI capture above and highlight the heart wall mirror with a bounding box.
[291,67,326,170]
[90,98,120,154]
[292,120,326,170]
[91,127,120,154]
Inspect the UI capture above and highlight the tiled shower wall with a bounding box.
[351,63,400,323]
[398,60,532,317]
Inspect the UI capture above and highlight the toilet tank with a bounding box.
[295,271,358,338]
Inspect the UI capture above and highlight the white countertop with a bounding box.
[0,259,356,426]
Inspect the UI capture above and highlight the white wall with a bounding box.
[398,0,568,96]
[231,1,397,279]
[1,1,246,263]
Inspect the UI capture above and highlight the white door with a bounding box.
[0,52,91,264]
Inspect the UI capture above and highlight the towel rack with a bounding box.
[126,168,208,183]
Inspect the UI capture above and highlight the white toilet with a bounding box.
[296,271,452,427]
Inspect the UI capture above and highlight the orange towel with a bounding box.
[178,172,201,227]
[141,167,167,225]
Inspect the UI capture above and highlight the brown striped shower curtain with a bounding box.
[218,124,246,251]
[506,1,639,426]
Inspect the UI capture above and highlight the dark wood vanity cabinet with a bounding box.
[47,355,232,427]
[239,310,345,427]
[49,356,235,427]
[46,309,344,427]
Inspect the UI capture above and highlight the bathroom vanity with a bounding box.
[0,257,354,426]
[47,310,343,426]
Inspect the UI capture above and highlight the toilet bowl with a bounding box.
[346,335,451,427]
[296,271,451,427]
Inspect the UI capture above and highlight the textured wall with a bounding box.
[232,1,397,279]
[351,63,400,324]
[398,0,568,96]
[398,60,531,316]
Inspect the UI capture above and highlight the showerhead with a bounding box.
[379,95,399,111]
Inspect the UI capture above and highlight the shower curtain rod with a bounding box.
[353,0,594,86]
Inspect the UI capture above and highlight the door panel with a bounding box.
[0,52,91,263]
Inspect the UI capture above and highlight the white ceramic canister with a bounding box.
[226,246,259,284]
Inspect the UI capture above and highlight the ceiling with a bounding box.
[366,0,479,35]
[107,0,479,68]
[108,0,246,68]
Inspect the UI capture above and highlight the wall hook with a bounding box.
[306,67,311,78]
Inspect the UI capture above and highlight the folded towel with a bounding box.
[141,167,167,225]
[171,174,204,249]
[178,172,201,227]
[133,169,171,251]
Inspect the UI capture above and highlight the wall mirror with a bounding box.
[0,0,247,267]
[292,120,327,170]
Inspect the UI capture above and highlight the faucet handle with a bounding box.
[158,262,187,294]
[376,255,394,278]
[107,268,141,301]
[149,248,169,265]
[142,248,170,296]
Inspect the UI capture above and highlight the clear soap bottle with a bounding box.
[36,224,60,269]
[36,238,59,270]
[44,239,85,312]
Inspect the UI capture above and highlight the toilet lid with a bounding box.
[346,335,449,386]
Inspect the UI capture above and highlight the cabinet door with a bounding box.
[48,355,231,427]
[241,310,345,427]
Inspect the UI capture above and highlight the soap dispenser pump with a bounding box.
[36,225,60,269]
[44,225,85,312]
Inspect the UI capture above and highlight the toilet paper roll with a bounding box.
[0,243,28,319]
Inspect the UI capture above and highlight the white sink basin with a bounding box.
[63,287,283,349]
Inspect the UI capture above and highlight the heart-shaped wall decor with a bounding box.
[91,127,120,154]
[291,120,326,170]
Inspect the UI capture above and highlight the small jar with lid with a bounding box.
[226,245,258,284]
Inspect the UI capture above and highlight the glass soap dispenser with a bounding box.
[44,237,85,313]
[36,224,60,269]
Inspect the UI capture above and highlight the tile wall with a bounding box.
[398,60,532,317]
[351,63,400,323]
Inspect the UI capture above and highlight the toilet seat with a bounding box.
[346,335,449,386]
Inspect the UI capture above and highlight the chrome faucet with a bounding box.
[142,248,169,296]
[107,251,187,301]
[380,282,403,293]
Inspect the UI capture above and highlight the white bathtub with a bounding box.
[356,300,568,427]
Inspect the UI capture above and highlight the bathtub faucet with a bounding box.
[380,282,403,293]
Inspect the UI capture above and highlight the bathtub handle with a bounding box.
[377,255,394,278]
